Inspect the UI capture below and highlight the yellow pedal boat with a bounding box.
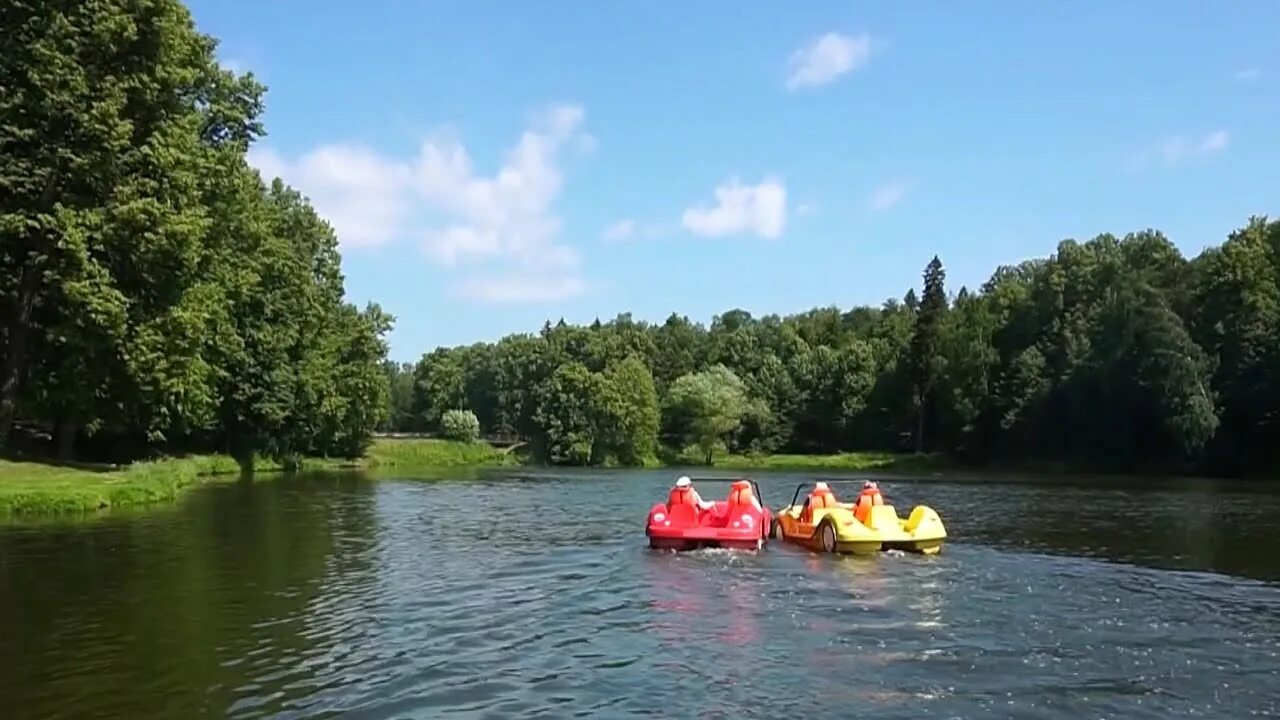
[771,480,946,555]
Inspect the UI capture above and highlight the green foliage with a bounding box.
[381,362,417,432]
[533,362,602,465]
[439,409,481,442]
[362,438,510,469]
[0,0,391,465]
[405,218,1279,476]
[665,365,750,464]
[907,256,949,451]
[596,355,661,465]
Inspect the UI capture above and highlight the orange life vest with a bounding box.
[854,488,883,523]
[669,486,695,508]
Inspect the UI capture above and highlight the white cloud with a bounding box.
[1146,129,1230,168]
[1197,130,1230,154]
[1125,129,1230,171]
[247,104,591,303]
[868,180,908,211]
[248,145,414,248]
[603,219,636,242]
[786,32,873,90]
[681,178,787,239]
[602,219,675,243]
[1233,68,1261,82]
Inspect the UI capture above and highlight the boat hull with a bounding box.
[645,485,771,552]
[774,503,946,555]
[647,535,764,551]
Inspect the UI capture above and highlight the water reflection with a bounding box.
[0,473,379,720]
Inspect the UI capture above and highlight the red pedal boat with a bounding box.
[645,477,772,551]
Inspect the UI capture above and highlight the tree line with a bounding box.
[402,219,1280,475]
[1,0,390,466]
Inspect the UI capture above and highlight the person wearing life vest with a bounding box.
[802,481,837,522]
[810,481,837,507]
[854,480,884,523]
[672,476,716,511]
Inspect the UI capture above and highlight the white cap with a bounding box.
[815,481,829,491]
[675,476,692,487]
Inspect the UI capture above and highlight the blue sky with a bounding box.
[187,1,1279,362]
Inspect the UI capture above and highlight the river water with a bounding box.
[2,470,1279,718]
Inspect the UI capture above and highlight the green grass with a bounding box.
[362,438,515,468]
[0,439,516,516]
[0,439,517,516]
[712,450,948,473]
[0,455,259,516]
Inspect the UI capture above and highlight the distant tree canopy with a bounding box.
[0,0,390,464]
[405,220,1280,474]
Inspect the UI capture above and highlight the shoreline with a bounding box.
[2,438,1262,517]
[0,439,516,516]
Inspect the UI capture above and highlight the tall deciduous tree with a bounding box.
[1,0,392,464]
[665,365,749,464]
[596,355,661,465]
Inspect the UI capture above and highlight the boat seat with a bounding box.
[727,481,762,514]
[854,491,884,524]
[801,489,837,523]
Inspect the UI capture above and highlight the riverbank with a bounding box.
[0,456,264,515]
[363,438,516,468]
[0,439,514,516]
[712,451,944,473]
[0,439,942,516]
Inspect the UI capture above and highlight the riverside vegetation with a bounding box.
[397,221,1280,478]
[3,1,1279,516]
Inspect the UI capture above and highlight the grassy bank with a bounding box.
[362,438,516,469]
[2,438,940,516]
[0,455,264,515]
[711,451,947,473]
[0,439,514,516]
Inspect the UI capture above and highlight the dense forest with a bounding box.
[0,0,391,466]
[403,220,1280,475]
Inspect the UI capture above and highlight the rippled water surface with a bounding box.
[3,470,1280,718]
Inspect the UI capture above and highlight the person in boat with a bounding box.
[801,481,837,521]
[674,476,717,511]
[859,480,884,504]
[853,480,884,523]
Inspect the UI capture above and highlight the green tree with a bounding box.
[412,348,467,431]
[1,0,393,467]
[0,0,263,452]
[533,362,603,465]
[1190,217,1280,472]
[440,409,481,442]
[906,256,949,452]
[382,361,417,432]
[664,365,749,464]
[596,355,661,465]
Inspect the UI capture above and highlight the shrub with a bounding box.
[439,409,481,442]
